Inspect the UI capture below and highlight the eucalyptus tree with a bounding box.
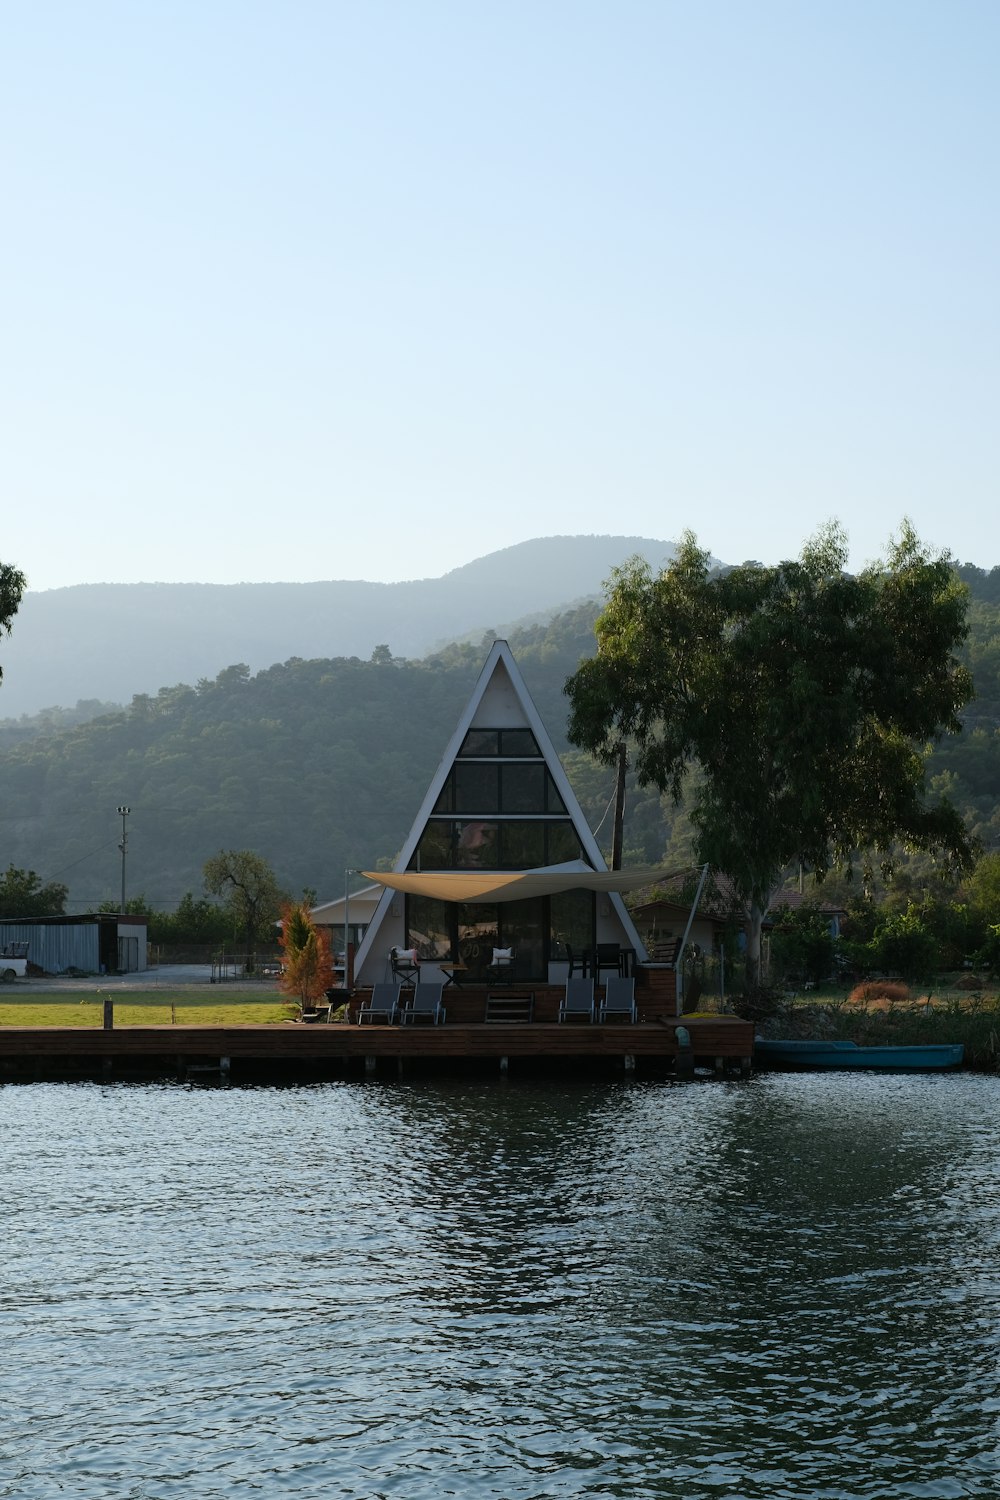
[203,849,287,967]
[0,558,26,687]
[564,523,975,983]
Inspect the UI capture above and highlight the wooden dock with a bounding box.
[0,1009,754,1081]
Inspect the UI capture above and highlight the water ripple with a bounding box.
[1,1074,999,1497]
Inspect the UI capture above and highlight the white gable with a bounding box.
[470,658,529,728]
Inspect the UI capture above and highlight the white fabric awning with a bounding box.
[359,864,694,904]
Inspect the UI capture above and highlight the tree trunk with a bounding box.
[745,900,765,988]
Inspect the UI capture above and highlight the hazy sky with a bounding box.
[3,1,997,593]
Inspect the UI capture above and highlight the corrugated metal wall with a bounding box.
[0,922,101,974]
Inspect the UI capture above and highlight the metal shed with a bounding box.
[0,915,148,975]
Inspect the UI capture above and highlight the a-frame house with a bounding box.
[352,640,646,988]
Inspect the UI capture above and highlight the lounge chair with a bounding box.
[559,977,595,1023]
[356,983,400,1025]
[599,975,636,1023]
[402,983,446,1025]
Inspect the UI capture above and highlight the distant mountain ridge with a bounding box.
[0,535,678,719]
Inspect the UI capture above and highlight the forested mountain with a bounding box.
[0,534,678,720]
[0,607,670,912]
[0,558,997,915]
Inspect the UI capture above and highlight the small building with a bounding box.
[309,883,382,955]
[0,914,149,975]
[628,897,729,958]
[351,640,648,988]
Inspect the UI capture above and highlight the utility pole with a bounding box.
[611,742,627,871]
[117,806,130,914]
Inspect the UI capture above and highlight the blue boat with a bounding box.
[754,1039,964,1072]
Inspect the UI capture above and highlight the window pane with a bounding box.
[457,903,500,980]
[460,730,498,757]
[545,774,567,814]
[410,822,452,870]
[407,897,452,959]
[500,763,545,814]
[455,821,498,868]
[546,823,583,864]
[454,762,499,813]
[433,773,454,813]
[550,891,594,965]
[499,897,545,979]
[500,729,539,757]
[500,821,545,868]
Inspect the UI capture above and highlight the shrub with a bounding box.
[848,980,911,1006]
[769,902,835,986]
[279,902,334,1012]
[869,905,941,983]
[733,984,782,1024]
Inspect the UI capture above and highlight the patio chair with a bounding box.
[401,982,446,1025]
[564,943,583,978]
[389,947,420,987]
[599,975,637,1023]
[559,977,595,1023]
[356,983,401,1025]
[485,947,517,986]
[593,943,623,981]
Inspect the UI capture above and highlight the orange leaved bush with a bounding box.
[279,902,334,1010]
[848,980,911,1007]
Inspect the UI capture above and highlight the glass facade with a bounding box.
[405,725,596,975]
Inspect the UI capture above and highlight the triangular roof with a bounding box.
[353,639,645,977]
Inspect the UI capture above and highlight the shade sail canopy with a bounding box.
[359,864,695,904]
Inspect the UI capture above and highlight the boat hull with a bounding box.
[754,1039,964,1072]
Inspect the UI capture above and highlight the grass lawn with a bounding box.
[757,978,1000,1068]
[0,989,297,1027]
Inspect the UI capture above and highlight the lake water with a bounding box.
[1,1073,998,1499]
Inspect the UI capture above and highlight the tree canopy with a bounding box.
[0,864,68,918]
[0,558,27,688]
[564,523,976,979]
[203,849,287,962]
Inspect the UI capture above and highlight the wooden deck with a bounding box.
[0,1009,754,1080]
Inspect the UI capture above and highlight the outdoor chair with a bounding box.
[564,943,583,978]
[402,982,446,1025]
[356,983,401,1025]
[485,948,516,986]
[593,943,623,981]
[599,975,637,1023]
[389,947,420,986]
[559,977,595,1023]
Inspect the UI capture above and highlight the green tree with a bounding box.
[564,523,975,984]
[869,904,942,984]
[203,850,286,967]
[769,903,836,987]
[965,852,1000,921]
[0,865,68,917]
[0,559,27,688]
[155,892,230,947]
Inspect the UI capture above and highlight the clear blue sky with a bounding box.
[3,0,997,591]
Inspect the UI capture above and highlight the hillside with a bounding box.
[0,534,678,720]
[0,556,996,916]
[0,605,678,912]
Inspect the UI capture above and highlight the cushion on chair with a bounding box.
[491,947,513,965]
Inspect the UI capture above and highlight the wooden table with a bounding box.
[439,963,470,989]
